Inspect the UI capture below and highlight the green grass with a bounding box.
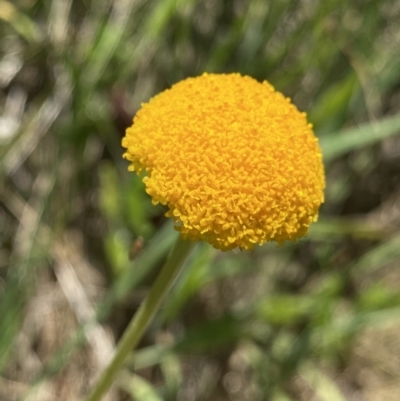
[1,0,400,400]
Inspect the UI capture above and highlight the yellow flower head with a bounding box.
[122,73,325,251]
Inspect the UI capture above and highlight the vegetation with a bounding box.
[1,0,400,400]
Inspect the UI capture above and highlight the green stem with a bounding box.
[86,236,195,401]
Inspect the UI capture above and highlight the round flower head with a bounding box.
[122,73,325,251]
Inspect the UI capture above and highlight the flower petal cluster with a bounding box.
[122,73,325,250]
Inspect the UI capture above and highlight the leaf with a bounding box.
[320,112,400,162]
[0,1,42,43]
[309,217,388,240]
[351,232,400,274]
[257,295,313,326]
[174,315,243,353]
[118,371,164,401]
[310,73,358,134]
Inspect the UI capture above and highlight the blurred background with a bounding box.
[1,0,400,400]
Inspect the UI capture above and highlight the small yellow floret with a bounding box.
[122,73,325,251]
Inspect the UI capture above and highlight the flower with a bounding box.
[122,73,325,251]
